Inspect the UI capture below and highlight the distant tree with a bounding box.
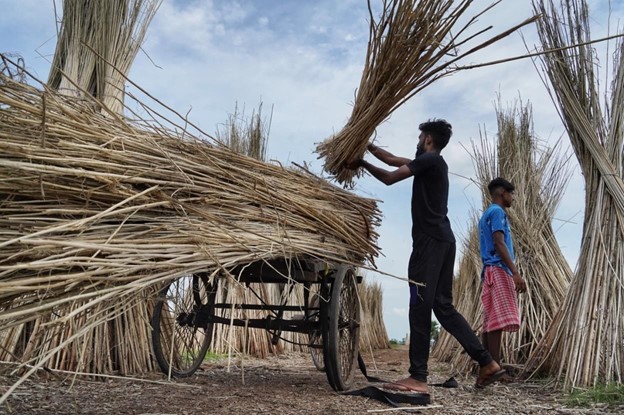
[430,320,440,344]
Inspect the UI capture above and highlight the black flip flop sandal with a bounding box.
[475,369,506,388]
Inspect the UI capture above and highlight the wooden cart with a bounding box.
[150,258,361,391]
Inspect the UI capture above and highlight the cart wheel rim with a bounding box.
[322,266,360,391]
[151,274,214,377]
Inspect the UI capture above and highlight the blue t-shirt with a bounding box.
[478,203,514,276]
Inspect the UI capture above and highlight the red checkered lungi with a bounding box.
[481,265,520,333]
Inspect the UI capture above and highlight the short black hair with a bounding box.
[488,177,515,196]
[419,119,452,150]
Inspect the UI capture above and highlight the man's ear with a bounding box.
[425,135,434,147]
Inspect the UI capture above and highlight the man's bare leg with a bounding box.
[485,330,502,364]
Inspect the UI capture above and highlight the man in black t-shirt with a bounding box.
[349,119,504,393]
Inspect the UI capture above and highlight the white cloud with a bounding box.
[154,2,220,50]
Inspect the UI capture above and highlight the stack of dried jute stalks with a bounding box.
[525,0,624,389]
[0,69,381,385]
[431,100,572,375]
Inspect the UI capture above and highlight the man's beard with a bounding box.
[416,143,425,157]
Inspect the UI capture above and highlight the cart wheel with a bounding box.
[308,292,325,371]
[322,266,361,391]
[151,274,215,377]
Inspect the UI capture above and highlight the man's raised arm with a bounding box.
[368,143,411,167]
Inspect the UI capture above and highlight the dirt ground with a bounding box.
[1,345,620,415]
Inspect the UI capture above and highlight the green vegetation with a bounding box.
[566,384,624,408]
[204,351,227,363]
[388,320,440,348]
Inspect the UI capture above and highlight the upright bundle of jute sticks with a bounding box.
[47,0,161,114]
[0,67,381,401]
[432,100,572,374]
[358,279,391,351]
[525,0,624,389]
[316,0,538,186]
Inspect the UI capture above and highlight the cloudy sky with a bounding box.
[1,0,620,340]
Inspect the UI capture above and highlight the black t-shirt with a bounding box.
[407,152,455,243]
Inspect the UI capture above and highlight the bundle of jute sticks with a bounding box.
[316,0,538,186]
[47,0,161,114]
[525,0,624,389]
[0,70,381,381]
[195,103,389,359]
[431,100,572,375]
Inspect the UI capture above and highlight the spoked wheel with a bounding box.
[308,291,324,371]
[151,274,216,377]
[322,266,361,391]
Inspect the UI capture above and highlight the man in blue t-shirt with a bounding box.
[478,177,527,371]
[348,119,504,393]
